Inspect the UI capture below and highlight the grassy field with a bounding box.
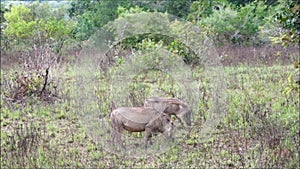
[1,52,299,168]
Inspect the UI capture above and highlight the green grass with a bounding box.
[1,62,299,168]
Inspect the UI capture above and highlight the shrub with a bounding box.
[2,46,59,106]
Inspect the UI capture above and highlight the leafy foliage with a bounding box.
[271,0,300,46]
[268,0,300,92]
[3,3,75,53]
[0,5,9,52]
[69,0,195,41]
[117,5,148,18]
[4,5,36,40]
[161,0,194,18]
[69,0,126,41]
[188,0,229,22]
[198,1,271,46]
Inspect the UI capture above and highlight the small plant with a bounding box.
[2,46,59,106]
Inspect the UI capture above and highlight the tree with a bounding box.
[68,0,196,41]
[227,0,278,7]
[1,5,11,52]
[188,0,229,22]
[120,0,195,18]
[270,0,300,92]
[199,1,270,46]
[271,0,300,46]
[68,0,124,41]
[4,5,36,47]
[3,3,76,54]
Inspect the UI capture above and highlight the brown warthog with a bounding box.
[144,97,192,126]
[110,107,175,148]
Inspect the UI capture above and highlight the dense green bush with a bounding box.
[3,2,75,54]
[198,1,271,46]
[271,0,299,46]
[188,0,229,22]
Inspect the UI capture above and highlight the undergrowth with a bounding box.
[1,53,299,168]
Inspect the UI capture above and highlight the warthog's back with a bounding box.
[117,107,159,123]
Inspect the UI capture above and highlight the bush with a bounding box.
[199,1,271,46]
[3,3,76,54]
[2,46,59,106]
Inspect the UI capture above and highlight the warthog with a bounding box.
[144,97,192,126]
[110,107,175,148]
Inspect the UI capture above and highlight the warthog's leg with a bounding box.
[110,114,125,149]
[144,128,152,149]
[117,126,126,149]
[111,129,116,143]
[112,128,126,151]
[111,127,122,147]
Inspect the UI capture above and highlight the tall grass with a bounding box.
[1,46,299,168]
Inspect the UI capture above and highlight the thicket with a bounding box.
[1,0,299,56]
